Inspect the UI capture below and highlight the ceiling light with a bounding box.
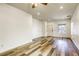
[60,6,63,9]
[32,3,38,8]
[32,3,38,6]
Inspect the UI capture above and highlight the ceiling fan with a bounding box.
[66,15,71,20]
[32,3,48,8]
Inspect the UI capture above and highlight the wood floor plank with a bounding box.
[23,44,41,56]
[41,45,53,56]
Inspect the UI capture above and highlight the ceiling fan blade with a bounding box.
[32,4,35,8]
[41,3,48,5]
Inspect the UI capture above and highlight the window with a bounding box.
[58,24,66,34]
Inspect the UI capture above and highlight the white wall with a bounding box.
[44,21,48,36]
[71,5,79,49]
[32,18,44,39]
[47,20,71,37]
[0,4,32,52]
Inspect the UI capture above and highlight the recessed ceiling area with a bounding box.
[8,3,78,21]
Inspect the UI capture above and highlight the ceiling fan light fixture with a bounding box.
[32,3,47,8]
[60,6,63,10]
[32,3,38,8]
[35,3,38,7]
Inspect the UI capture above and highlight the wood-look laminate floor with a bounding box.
[29,38,79,56]
[51,38,79,56]
[0,37,79,56]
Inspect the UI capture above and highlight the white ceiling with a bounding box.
[8,3,78,21]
